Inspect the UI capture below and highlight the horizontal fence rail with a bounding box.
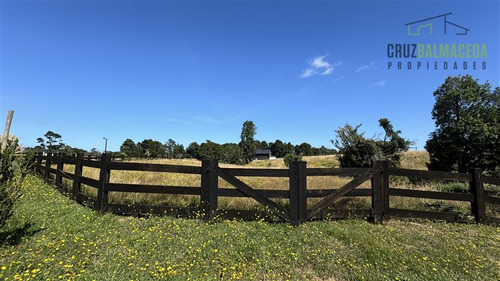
[33,152,500,226]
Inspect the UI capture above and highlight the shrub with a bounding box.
[0,140,23,228]
[332,119,411,168]
[283,153,302,167]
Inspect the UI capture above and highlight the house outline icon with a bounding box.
[405,12,470,36]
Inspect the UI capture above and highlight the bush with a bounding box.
[0,140,23,228]
[332,119,411,168]
[283,153,302,167]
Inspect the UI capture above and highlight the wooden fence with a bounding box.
[33,152,500,226]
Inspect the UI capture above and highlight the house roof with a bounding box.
[255,149,271,155]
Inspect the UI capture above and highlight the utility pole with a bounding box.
[103,137,108,154]
[1,110,14,151]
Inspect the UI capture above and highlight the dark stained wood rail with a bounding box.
[33,152,500,226]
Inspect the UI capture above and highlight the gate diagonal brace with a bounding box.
[307,171,372,220]
[218,168,289,221]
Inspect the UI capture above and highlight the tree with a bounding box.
[198,140,223,160]
[332,119,411,168]
[270,140,294,158]
[221,143,243,164]
[137,139,165,158]
[120,139,137,156]
[333,124,376,167]
[164,139,176,159]
[239,121,257,163]
[425,75,500,175]
[376,118,412,167]
[172,143,186,159]
[37,131,65,153]
[186,142,200,159]
[62,145,86,156]
[89,148,100,157]
[295,142,313,156]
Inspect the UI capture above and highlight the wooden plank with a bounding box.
[55,154,64,186]
[79,176,99,188]
[309,209,372,220]
[81,159,100,168]
[62,157,76,164]
[388,168,471,182]
[96,154,111,212]
[35,152,43,174]
[485,194,500,205]
[386,208,459,222]
[306,188,371,197]
[48,167,58,174]
[285,161,308,225]
[371,161,384,224]
[44,154,52,179]
[104,183,200,195]
[56,170,74,180]
[218,188,289,198]
[47,155,60,161]
[482,217,500,225]
[470,168,486,223]
[218,168,289,221]
[223,168,289,177]
[381,161,390,213]
[482,175,500,186]
[55,182,71,194]
[306,167,371,177]
[106,204,198,217]
[107,162,201,174]
[72,153,84,201]
[307,171,372,220]
[388,188,474,202]
[200,160,218,220]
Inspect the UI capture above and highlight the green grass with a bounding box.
[0,175,499,280]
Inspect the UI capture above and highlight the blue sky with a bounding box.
[1,0,499,152]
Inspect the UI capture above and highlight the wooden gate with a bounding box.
[306,170,373,220]
[217,167,290,221]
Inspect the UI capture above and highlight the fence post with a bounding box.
[469,168,485,223]
[35,152,43,175]
[381,160,390,214]
[72,153,84,201]
[289,161,307,226]
[55,153,64,188]
[44,153,52,180]
[96,153,112,212]
[200,159,218,221]
[371,161,384,223]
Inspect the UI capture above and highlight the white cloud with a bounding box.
[356,61,376,72]
[322,67,333,75]
[371,80,387,87]
[300,55,341,78]
[300,68,317,78]
[311,55,331,68]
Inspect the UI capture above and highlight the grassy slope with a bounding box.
[0,175,499,281]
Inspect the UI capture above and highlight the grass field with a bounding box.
[0,175,499,280]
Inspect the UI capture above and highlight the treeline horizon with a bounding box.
[29,128,337,165]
